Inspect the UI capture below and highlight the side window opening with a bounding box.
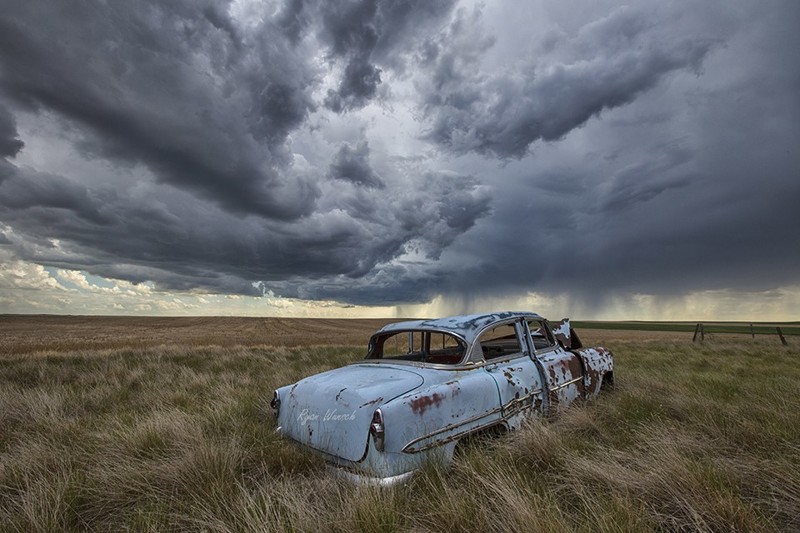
[380,331,424,357]
[368,331,466,365]
[478,322,523,360]
[428,332,462,357]
[527,320,556,351]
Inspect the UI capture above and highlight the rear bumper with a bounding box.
[276,424,417,485]
[327,465,415,487]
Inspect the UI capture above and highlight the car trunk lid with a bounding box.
[278,364,424,462]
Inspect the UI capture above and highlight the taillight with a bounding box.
[370,408,385,452]
[270,391,280,418]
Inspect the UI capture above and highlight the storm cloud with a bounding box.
[328,141,385,188]
[0,0,317,219]
[420,5,714,158]
[1,0,799,314]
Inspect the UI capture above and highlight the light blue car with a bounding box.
[271,311,614,485]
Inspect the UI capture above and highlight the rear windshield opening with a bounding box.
[367,331,466,365]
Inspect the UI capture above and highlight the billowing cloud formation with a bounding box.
[0,0,317,219]
[0,0,799,315]
[421,5,714,158]
[314,0,458,111]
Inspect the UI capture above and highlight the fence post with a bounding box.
[693,323,701,342]
[750,323,755,339]
[776,327,788,346]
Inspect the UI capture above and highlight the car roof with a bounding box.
[375,311,543,344]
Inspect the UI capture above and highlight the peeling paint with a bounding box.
[359,397,384,408]
[409,392,445,415]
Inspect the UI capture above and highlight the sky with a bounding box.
[0,0,798,320]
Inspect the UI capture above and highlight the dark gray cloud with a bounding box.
[247,2,800,308]
[324,58,383,112]
[420,5,714,158]
[0,103,23,159]
[0,167,110,225]
[0,0,317,219]
[0,0,798,314]
[0,0,485,300]
[426,2,800,307]
[328,141,384,188]
[0,156,490,298]
[598,145,695,213]
[313,0,458,111]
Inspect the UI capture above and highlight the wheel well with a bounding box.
[601,371,615,390]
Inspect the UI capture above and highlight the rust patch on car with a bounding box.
[503,366,524,386]
[360,396,384,408]
[532,396,543,414]
[586,368,600,393]
[410,392,445,415]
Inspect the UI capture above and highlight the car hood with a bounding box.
[277,363,424,462]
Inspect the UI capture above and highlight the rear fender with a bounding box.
[382,369,501,455]
[574,347,614,398]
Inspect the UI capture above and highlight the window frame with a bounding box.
[472,318,527,363]
[525,319,558,355]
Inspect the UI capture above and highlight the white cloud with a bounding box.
[0,255,65,291]
[57,269,92,290]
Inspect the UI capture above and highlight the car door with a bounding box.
[481,319,546,429]
[526,318,585,411]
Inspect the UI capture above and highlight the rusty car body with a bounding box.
[271,311,614,485]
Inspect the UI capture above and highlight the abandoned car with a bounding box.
[271,311,614,484]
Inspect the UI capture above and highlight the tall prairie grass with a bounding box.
[0,331,798,531]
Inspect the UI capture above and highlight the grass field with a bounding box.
[0,316,798,531]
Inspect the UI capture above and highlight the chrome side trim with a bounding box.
[403,418,504,453]
[402,387,545,453]
[501,389,543,413]
[402,407,503,452]
[549,375,583,392]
